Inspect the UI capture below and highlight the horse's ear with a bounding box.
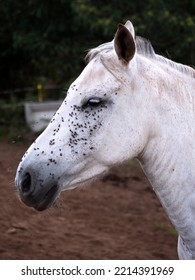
[114,23,136,64]
[124,20,135,38]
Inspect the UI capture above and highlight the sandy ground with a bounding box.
[0,141,177,259]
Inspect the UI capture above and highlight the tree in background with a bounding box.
[0,0,194,91]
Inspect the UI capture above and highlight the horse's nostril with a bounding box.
[21,173,32,195]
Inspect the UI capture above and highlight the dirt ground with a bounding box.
[0,141,178,260]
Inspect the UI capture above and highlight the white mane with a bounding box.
[86,36,195,79]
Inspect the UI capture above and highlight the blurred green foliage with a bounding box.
[0,0,195,90]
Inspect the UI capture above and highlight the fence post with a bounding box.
[37,83,43,102]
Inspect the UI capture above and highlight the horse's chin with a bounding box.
[60,169,108,192]
[33,195,58,211]
[33,170,108,211]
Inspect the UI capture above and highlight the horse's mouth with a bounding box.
[34,185,59,211]
[20,184,59,211]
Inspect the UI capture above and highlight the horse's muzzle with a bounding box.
[16,171,59,211]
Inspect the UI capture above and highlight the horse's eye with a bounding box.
[88,97,102,106]
[83,97,103,108]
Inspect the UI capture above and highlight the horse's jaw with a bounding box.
[59,161,109,192]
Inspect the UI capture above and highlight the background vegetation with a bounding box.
[0,0,195,140]
[1,0,195,90]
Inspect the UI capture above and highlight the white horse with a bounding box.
[15,21,195,259]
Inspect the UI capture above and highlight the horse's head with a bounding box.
[15,21,152,210]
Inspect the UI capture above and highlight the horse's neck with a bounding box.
[139,138,195,258]
[138,62,195,258]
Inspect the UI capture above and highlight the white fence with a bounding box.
[24,101,62,132]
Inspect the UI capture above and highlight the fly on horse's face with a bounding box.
[15,21,150,211]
